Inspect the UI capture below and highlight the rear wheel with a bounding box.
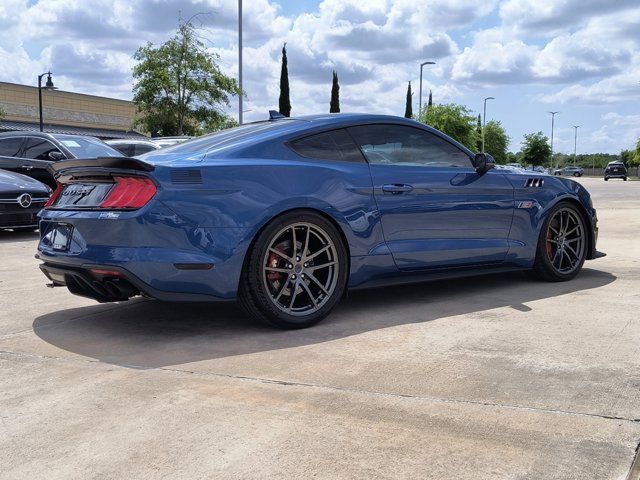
[531,202,587,282]
[604,177,609,181]
[238,211,348,329]
[624,177,627,181]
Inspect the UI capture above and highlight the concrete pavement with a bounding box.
[1,177,639,479]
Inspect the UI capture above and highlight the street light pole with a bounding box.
[572,125,580,167]
[238,0,243,125]
[418,61,435,120]
[482,96,495,153]
[549,111,559,168]
[37,72,56,132]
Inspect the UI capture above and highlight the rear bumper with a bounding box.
[38,259,231,303]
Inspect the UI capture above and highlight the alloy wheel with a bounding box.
[262,222,339,316]
[545,208,585,274]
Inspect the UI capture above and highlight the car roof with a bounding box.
[0,131,58,140]
[145,113,476,160]
[106,139,157,144]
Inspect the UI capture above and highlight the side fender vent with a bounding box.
[171,169,202,185]
[525,178,544,188]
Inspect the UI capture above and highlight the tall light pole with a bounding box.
[482,96,495,153]
[238,0,243,125]
[549,111,559,168]
[572,125,580,166]
[38,72,56,132]
[418,61,435,120]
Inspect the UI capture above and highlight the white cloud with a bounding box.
[1,0,640,153]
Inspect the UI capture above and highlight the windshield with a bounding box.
[53,135,121,158]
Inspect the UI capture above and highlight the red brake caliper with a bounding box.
[546,228,555,259]
[267,248,284,282]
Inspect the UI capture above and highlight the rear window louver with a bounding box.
[524,178,544,188]
[170,169,202,185]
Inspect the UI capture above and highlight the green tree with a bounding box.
[201,112,239,133]
[483,120,509,164]
[132,21,240,136]
[330,70,340,113]
[521,132,551,167]
[476,114,482,151]
[279,43,291,117]
[420,103,479,151]
[632,139,640,167]
[428,89,432,107]
[404,81,413,118]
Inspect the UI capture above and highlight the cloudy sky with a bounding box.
[1,0,639,153]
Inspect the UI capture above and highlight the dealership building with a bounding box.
[0,81,147,139]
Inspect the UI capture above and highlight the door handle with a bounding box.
[382,184,413,194]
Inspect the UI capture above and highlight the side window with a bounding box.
[0,137,24,157]
[22,137,63,160]
[348,124,472,168]
[289,129,365,163]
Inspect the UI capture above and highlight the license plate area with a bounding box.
[55,182,114,208]
[51,223,73,251]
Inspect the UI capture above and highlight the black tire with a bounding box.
[623,177,627,181]
[604,177,608,181]
[530,202,588,282]
[573,172,580,177]
[238,210,348,329]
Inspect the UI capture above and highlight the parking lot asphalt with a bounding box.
[1,177,639,479]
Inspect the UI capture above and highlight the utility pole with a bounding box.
[238,0,243,125]
[482,97,495,153]
[549,111,559,168]
[572,125,580,167]
[418,61,435,120]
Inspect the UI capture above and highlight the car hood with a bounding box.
[0,168,50,193]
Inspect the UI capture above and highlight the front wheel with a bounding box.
[604,177,609,181]
[530,202,588,282]
[238,211,348,328]
[624,177,627,181]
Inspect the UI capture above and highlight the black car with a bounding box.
[0,169,50,231]
[604,161,627,181]
[0,132,121,189]
[105,138,161,156]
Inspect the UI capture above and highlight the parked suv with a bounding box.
[552,166,583,177]
[604,161,627,181]
[0,132,121,189]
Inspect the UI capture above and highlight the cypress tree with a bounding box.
[428,89,432,107]
[330,70,340,113]
[404,81,413,118]
[278,43,291,117]
[476,114,483,151]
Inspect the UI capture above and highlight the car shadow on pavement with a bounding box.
[33,268,615,369]
[0,230,39,244]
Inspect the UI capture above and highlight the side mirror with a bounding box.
[48,151,66,161]
[474,153,495,174]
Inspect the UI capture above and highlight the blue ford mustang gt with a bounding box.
[37,113,602,328]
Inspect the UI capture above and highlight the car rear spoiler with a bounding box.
[49,157,155,175]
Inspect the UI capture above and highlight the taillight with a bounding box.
[44,181,63,208]
[99,176,157,209]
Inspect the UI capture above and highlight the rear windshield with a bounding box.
[156,120,305,156]
[53,135,121,158]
